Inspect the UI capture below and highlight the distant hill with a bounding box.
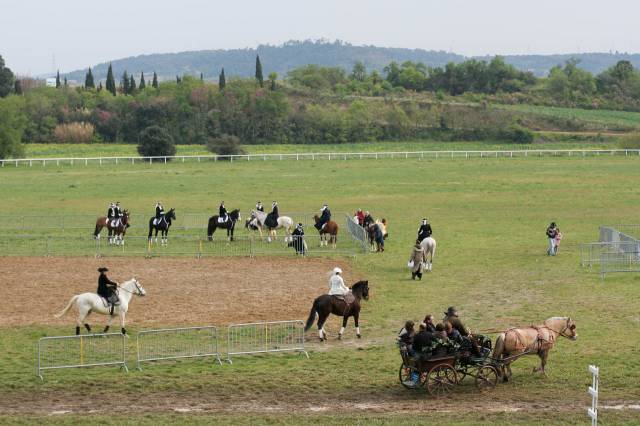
[61,40,640,82]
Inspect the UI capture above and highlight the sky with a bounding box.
[1,0,638,75]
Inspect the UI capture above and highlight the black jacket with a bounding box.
[107,207,116,218]
[418,224,432,241]
[155,206,164,218]
[115,206,123,218]
[97,274,117,298]
[363,215,374,227]
[546,227,557,238]
[271,205,279,218]
[219,205,227,217]
[319,208,331,224]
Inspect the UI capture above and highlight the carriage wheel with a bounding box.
[425,364,458,396]
[399,363,419,390]
[474,365,499,391]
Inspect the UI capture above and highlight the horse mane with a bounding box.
[352,280,368,291]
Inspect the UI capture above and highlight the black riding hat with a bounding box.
[445,306,458,316]
[98,267,109,273]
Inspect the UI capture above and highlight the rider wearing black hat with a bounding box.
[97,267,119,314]
[417,218,432,243]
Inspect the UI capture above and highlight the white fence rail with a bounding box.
[4,149,640,168]
[588,365,599,426]
[37,333,128,380]
[136,326,222,370]
[226,320,309,363]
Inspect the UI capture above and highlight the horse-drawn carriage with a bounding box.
[398,335,499,396]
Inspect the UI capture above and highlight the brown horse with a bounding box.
[313,215,339,248]
[93,210,130,245]
[492,316,577,381]
[367,218,388,252]
[304,280,369,341]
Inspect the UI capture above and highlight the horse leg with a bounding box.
[317,314,328,341]
[534,350,549,376]
[339,316,348,340]
[76,307,89,335]
[120,312,127,335]
[103,314,115,333]
[83,311,92,333]
[354,312,361,338]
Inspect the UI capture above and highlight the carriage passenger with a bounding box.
[423,314,436,333]
[445,321,463,344]
[97,267,119,312]
[434,323,449,341]
[397,320,415,350]
[412,323,436,355]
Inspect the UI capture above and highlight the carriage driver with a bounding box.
[97,267,120,314]
[417,218,432,243]
[107,202,116,225]
[443,306,481,356]
[315,203,331,230]
[154,201,164,225]
[219,201,228,223]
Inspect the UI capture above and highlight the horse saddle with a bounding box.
[218,216,228,223]
[332,292,355,304]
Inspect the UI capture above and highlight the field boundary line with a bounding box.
[3,149,640,167]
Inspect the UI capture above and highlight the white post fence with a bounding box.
[226,320,309,364]
[37,333,128,380]
[588,364,599,426]
[135,326,222,370]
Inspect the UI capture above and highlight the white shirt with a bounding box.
[328,274,349,296]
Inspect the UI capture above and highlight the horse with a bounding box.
[148,208,175,245]
[367,219,387,252]
[304,280,369,341]
[94,210,131,245]
[54,278,146,335]
[313,215,339,248]
[207,209,241,241]
[420,236,436,271]
[248,209,293,243]
[492,316,577,382]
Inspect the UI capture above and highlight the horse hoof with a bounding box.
[338,334,342,340]
[357,334,362,339]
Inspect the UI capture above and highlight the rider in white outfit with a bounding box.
[328,267,349,296]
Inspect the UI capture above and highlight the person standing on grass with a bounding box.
[409,240,426,280]
[546,222,558,256]
[554,228,563,253]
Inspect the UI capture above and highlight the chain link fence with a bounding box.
[580,225,640,278]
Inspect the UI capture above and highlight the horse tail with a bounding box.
[430,239,436,260]
[148,218,154,239]
[54,295,79,318]
[304,298,319,331]
[207,217,215,241]
[94,222,101,238]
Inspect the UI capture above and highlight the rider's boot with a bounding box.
[103,326,110,333]
[84,324,92,333]
[121,327,126,335]
[75,326,80,335]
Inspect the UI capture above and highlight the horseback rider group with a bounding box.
[107,202,124,227]
[97,267,119,314]
[314,203,331,230]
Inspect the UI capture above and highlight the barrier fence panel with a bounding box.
[227,320,309,363]
[345,214,369,252]
[136,326,222,370]
[37,333,127,379]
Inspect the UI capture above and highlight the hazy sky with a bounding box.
[2,0,638,75]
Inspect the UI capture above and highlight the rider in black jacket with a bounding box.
[97,267,119,311]
[417,218,432,242]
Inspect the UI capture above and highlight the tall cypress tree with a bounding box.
[139,72,146,89]
[122,70,130,94]
[97,81,103,92]
[152,71,158,88]
[85,67,95,89]
[106,64,116,95]
[219,68,226,90]
[64,76,68,87]
[55,70,61,88]
[200,72,204,81]
[129,74,136,93]
[255,55,264,87]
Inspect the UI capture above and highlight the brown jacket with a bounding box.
[444,314,469,336]
[410,246,426,273]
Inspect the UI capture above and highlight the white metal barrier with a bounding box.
[136,326,222,370]
[588,365,599,425]
[227,320,309,363]
[36,333,128,380]
[3,149,640,168]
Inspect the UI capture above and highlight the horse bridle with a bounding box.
[543,318,574,339]
[117,280,144,296]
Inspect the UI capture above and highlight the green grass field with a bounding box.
[1,153,640,424]
[498,104,640,130]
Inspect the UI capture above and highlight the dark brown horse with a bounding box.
[313,215,339,248]
[304,280,369,341]
[207,209,241,241]
[94,210,130,245]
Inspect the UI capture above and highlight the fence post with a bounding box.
[588,365,599,426]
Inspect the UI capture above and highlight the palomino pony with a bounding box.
[94,210,131,245]
[249,209,293,242]
[419,236,436,271]
[148,208,176,245]
[304,280,369,341]
[492,316,577,381]
[207,209,241,241]
[314,215,339,248]
[55,278,146,335]
[367,219,388,252]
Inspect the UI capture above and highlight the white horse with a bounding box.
[420,237,436,271]
[249,209,294,243]
[55,278,146,335]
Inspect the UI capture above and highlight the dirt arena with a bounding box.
[0,256,355,328]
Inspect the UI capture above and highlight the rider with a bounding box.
[266,201,279,228]
[291,222,305,255]
[362,211,374,228]
[417,218,432,243]
[256,201,264,212]
[97,267,119,314]
[113,201,123,227]
[107,202,116,225]
[154,201,164,226]
[219,201,228,223]
[315,203,331,230]
[328,267,350,298]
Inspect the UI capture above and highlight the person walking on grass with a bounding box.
[546,222,558,256]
